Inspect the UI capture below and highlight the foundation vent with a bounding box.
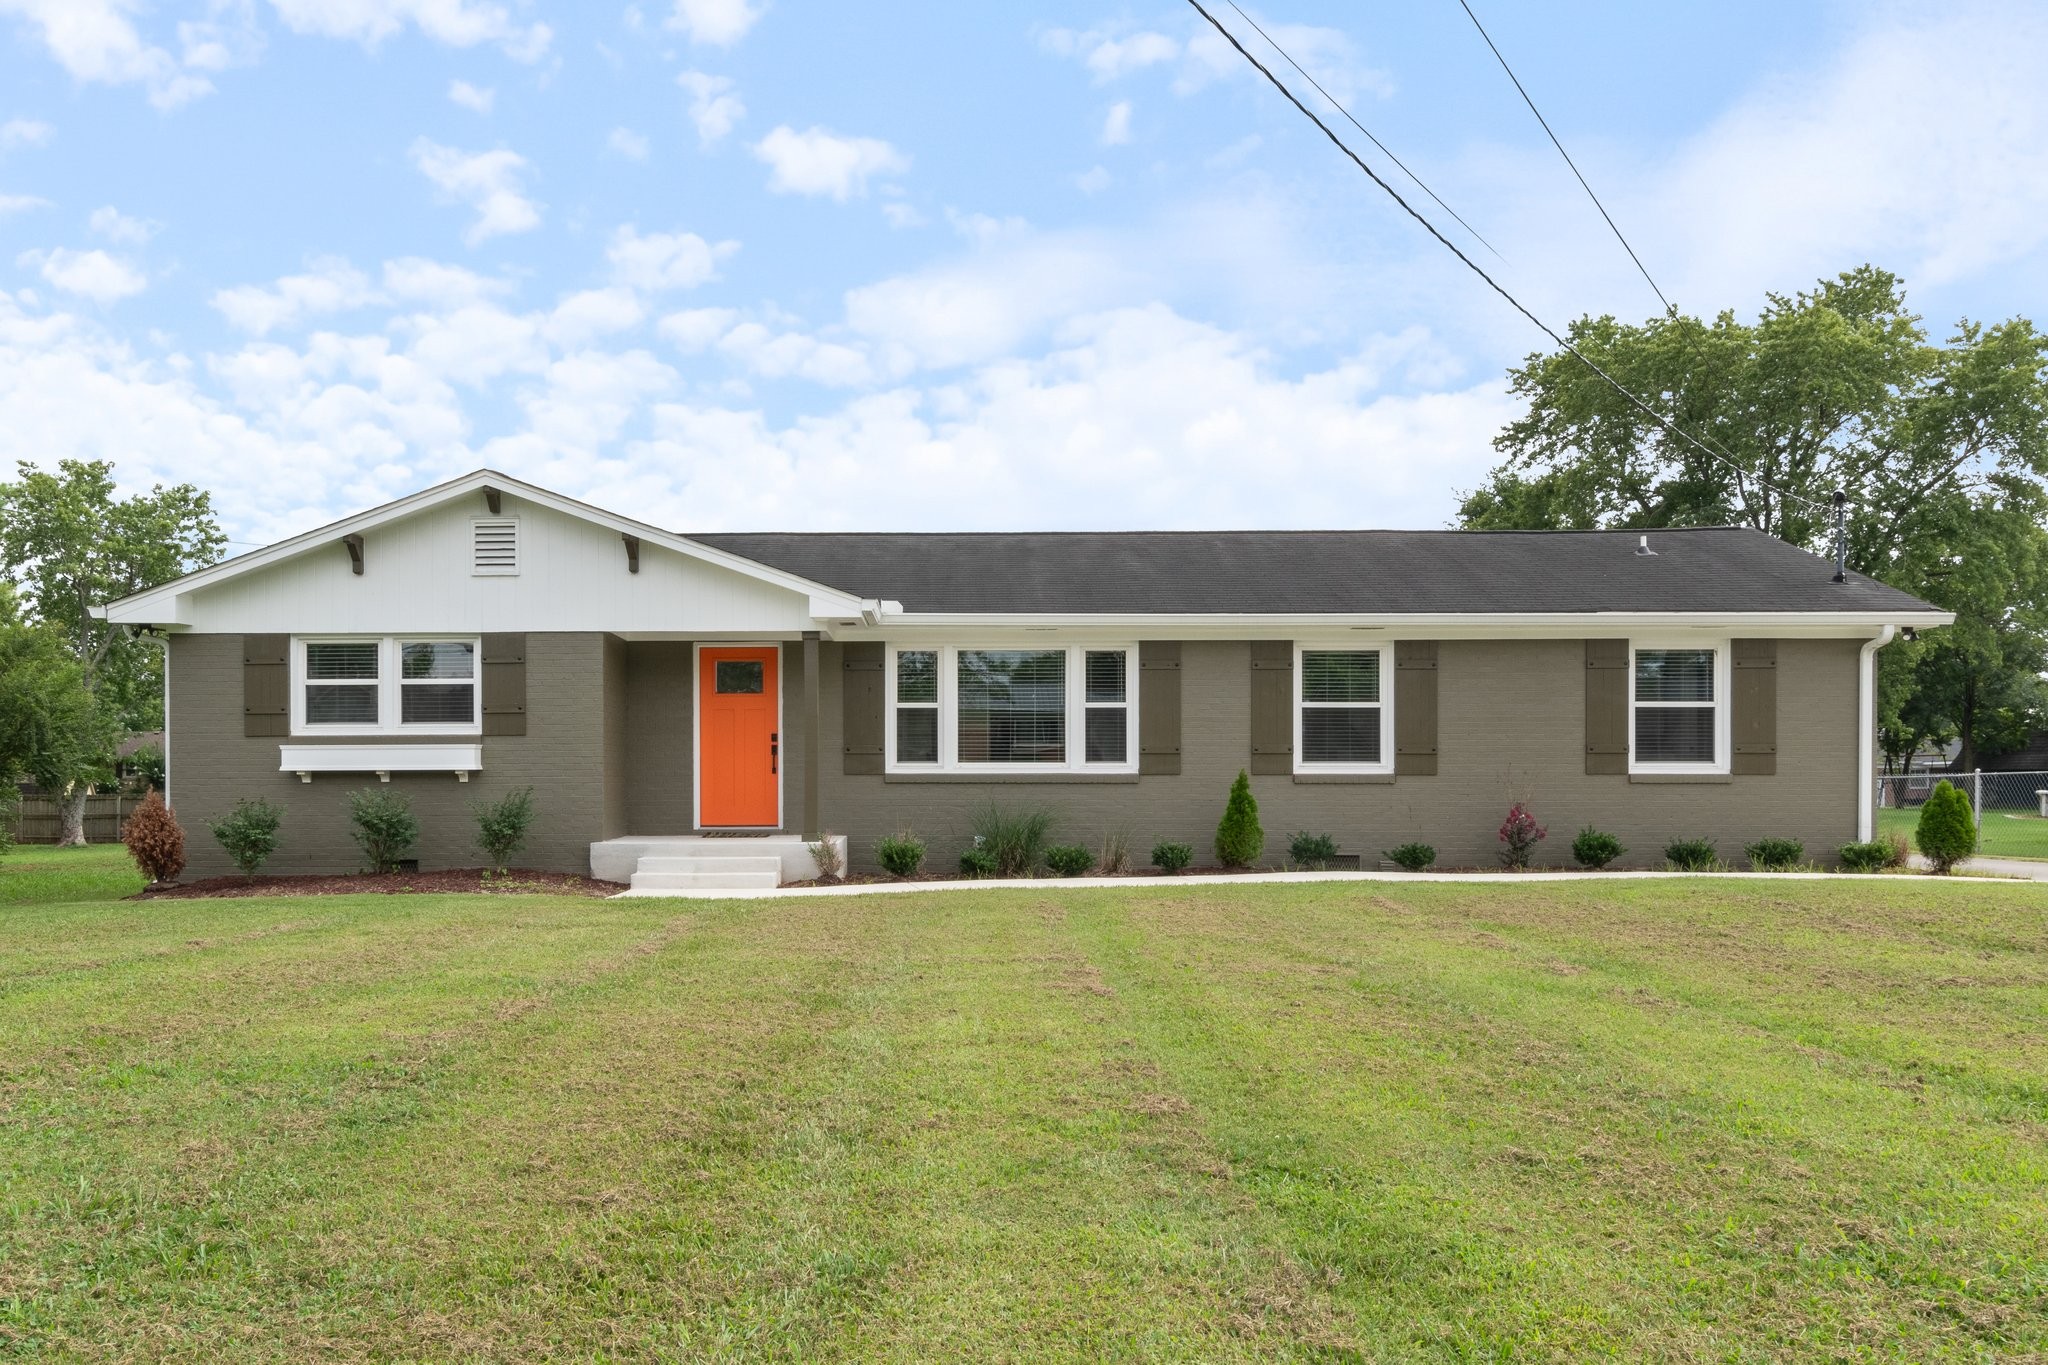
[472,519,520,576]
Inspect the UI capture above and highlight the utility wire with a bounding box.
[1452,0,1670,313]
[1183,0,1828,514]
[1225,0,1502,261]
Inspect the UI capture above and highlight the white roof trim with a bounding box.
[101,469,872,624]
[858,609,1955,636]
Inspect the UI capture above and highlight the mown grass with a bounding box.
[1,848,2044,1361]
[1878,805,2048,861]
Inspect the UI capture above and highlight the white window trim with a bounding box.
[1628,637,1731,775]
[884,643,1139,775]
[290,635,483,737]
[1292,641,1395,775]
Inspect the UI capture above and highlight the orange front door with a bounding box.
[699,647,780,827]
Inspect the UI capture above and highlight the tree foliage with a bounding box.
[0,584,114,794]
[1214,770,1264,868]
[1915,780,1977,874]
[1461,268,2048,766]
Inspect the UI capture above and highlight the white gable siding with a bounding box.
[180,492,816,634]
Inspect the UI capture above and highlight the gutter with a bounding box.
[1857,625,1896,843]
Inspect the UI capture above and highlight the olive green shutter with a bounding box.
[1138,641,1182,775]
[842,642,885,774]
[243,634,289,737]
[1249,640,1293,775]
[481,634,527,736]
[1394,640,1439,776]
[1584,638,1629,774]
[1731,638,1777,776]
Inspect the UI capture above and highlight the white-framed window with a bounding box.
[1294,643,1393,774]
[292,636,481,736]
[1629,639,1730,774]
[884,644,1138,774]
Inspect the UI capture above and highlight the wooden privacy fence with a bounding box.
[7,794,140,844]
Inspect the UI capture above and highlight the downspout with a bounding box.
[1857,625,1895,842]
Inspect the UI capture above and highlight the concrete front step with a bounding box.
[591,834,848,885]
[635,855,784,878]
[628,868,782,891]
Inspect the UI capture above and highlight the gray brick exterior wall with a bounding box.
[165,632,1866,878]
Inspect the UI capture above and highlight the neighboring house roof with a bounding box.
[690,527,1941,617]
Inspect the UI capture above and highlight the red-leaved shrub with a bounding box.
[1497,802,1547,869]
[121,788,186,884]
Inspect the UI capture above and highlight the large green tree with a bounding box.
[0,460,225,842]
[1460,267,2048,770]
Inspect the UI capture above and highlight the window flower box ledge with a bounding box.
[278,743,484,784]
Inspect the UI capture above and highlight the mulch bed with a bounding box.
[135,868,627,900]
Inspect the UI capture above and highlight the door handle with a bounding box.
[770,731,779,774]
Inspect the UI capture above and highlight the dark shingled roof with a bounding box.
[687,526,1937,616]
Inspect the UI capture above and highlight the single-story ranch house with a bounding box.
[99,470,1950,886]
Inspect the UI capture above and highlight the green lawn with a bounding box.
[1878,805,2048,861]
[2,847,2044,1361]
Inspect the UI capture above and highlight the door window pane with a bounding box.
[957,649,1065,764]
[715,660,765,694]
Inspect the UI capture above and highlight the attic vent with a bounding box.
[472,519,519,576]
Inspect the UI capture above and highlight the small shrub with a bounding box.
[1099,827,1131,875]
[1045,844,1095,877]
[1743,836,1805,872]
[1288,831,1340,869]
[1664,837,1718,871]
[1214,770,1264,868]
[1151,840,1194,874]
[1384,842,1436,872]
[1880,830,1911,868]
[807,835,844,883]
[1916,779,1977,874]
[875,831,926,878]
[971,802,1055,877]
[471,786,536,875]
[959,844,998,878]
[1497,802,1546,869]
[120,788,185,884]
[206,797,283,878]
[348,787,419,874]
[1837,840,1898,873]
[1571,826,1624,869]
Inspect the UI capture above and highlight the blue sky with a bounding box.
[0,0,2043,546]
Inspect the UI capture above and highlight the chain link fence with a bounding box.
[1876,769,2048,861]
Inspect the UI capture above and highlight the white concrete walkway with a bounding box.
[1910,854,2048,880]
[610,865,2039,900]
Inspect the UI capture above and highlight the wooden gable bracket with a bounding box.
[342,533,365,576]
[484,486,502,515]
[622,534,641,574]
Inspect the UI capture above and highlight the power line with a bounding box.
[1182,0,1828,514]
[1225,0,1502,261]
[1452,0,1670,313]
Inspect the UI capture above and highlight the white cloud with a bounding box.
[447,79,494,113]
[1100,101,1131,147]
[666,0,763,46]
[607,224,738,291]
[211,259,378,335]
[409,139,542,245]
[543,288,645,348]
[0,194,50,216]
[19,247,147,303]
[1040,27,1179,83]
[0,0,214,109]
[88,206,155,244]
[381,257,512,309]
[880,201,927,229]
[0,117,52,150]
[1040,19,1389,105]
[1076,165,1112,195]
[607,126,650,161]
[676,70,743,145]
[657,306,738,352]
[751,125,908,200]
[717,322,880,388]
[263,0,551,61]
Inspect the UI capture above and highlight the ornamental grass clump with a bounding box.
[121,788,185,885]
[971,802,1054,877]
[206,797,283,878]
[1497,802,1546,869]
[348,788,418,874]
[1915,780,1977,874]
[1214,771,1264,869]
[1571,826,1624,869]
